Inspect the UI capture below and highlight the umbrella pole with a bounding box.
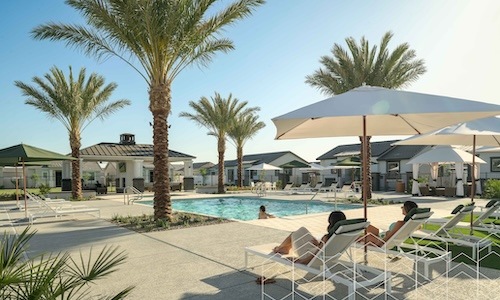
[470,135,476,235]
[15,165,19,208]
[362,116,368,264]
[22,160,27,218]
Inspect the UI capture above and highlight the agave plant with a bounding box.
[0,227,133,299]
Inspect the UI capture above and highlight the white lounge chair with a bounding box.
[469,199,500,233]
[288,183,310,194]
[363,208,451,279]
[245,219,391,299]
[28,195,100,224]
[412,205,492,260]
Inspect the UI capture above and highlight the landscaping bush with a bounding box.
[38,183,51,196]
[483,179,500,199]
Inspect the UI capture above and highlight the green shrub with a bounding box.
[38,183,51,196]
[483,179,500,199]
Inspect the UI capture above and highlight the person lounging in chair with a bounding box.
[362,201,418,247]
[272,211,346,264]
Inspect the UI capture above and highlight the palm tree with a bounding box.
[32,0,264,220]
[0,227,133,299]
[228,113,265,187]
[305,31,426,199]
[179,93,258,193]
[15,66,130,200]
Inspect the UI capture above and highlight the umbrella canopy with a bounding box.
[272,86,500,139]
[394,116,500,147]
[0,143,75,217]
[272,85,500,220]
[247,163,282,171]
[407,146,486,165]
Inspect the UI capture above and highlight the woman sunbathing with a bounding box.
[362,200,418,247]
[272,211,346,264]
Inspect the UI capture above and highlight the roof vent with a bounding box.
[120,133,136,145]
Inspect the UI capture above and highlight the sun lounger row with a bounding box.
[244,207,454,298]
[23,192,100,224]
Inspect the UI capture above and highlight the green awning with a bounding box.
[0,143,75,166]
[279,160,310,168]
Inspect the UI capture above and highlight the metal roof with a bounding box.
[377,145,429,161]
[79,143,195,160]
[316,140,398,160]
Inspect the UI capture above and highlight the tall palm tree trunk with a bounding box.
[150,83,171,220]
[70,132,82,200]
[237,146,243,187]
[217,137,225,194]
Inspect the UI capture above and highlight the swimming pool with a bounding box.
[136,197,362,221]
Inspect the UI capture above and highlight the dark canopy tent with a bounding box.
[0,144,75,217]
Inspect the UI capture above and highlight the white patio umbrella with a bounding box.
[272,85,500,221]
[405,146,486,196]
[247,163,282,184]
[395,116,500,200]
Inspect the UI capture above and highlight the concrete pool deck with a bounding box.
[0,191,499,299]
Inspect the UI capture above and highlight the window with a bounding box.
[227,169,235,183]
[387,162,400,179]
[118,162,126,172]
[491,157,500,172]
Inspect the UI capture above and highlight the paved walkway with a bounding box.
[0,191,498,299]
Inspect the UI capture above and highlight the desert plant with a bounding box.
[0,227,133,299]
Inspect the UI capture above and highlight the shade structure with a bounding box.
[272,85,500,221]
[0,144,75,217]
[395,116,500,198]
[406,146,486,165]
[247,163,282,171]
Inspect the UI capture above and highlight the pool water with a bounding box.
[136,197,361,221]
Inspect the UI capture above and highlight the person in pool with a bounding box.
[258,205,275,219]
[362,200,418,247]
[272,211,346,264]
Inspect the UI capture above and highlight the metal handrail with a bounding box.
[123,186,144,205]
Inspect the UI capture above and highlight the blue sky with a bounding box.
[2,1,500,163]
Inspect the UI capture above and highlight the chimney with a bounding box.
[119,133,136,145]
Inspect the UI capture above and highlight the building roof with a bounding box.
[377,145,428,161]
[80,143,195,160]
[316,140,398,160]
[221,151,307,168]
[193,162,215,170]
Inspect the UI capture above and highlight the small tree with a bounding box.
[199,168,208,185]
[30,173,39,188]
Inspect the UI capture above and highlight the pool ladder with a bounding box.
[124,186,144,205]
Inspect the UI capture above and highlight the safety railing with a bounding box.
[123,186,144,205]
